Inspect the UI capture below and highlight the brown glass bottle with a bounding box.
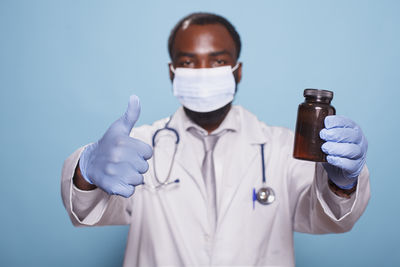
[293,89,335,162]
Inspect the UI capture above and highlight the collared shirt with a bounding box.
[180,107,239,210]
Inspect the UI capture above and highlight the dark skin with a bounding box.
[169,24,242,133]
[73,23,355,196]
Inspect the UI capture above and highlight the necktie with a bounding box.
[188,128,227,233]
[201,134,220,232]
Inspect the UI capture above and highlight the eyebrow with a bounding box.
[209,50,232,57]
[175,49,233,58]
[175,51,196,58]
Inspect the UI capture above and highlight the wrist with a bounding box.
[73,161,97,191]
[79,143,97,184]
[328,179,357,199]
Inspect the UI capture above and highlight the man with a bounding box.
[62,13,370,266]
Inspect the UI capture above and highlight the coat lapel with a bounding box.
[174,132,207,202]
[217,141,260,224]
[216,107,270,229]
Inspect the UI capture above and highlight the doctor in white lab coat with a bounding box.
[61,13,370,267]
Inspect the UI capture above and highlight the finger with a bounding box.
[107,152,149,174]
[106,141,150,162]
[112,135,152,159]
[139,143,153,160]
[114,183,136,198]
[320,127,362,144]
[324,115,356,129]
[321,142,363,159]
[110,95,141,136]
[123,172,144,186]
[129,156,149,174]
[100,178,135,197]
[326,155,358,174]
[109,147,150,174]
[128,139,153,160]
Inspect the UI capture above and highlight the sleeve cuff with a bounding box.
[64,146,111,226]
[70,183,109,220]
[315,163,358,221]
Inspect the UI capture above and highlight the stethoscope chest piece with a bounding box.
[256,186,275,205]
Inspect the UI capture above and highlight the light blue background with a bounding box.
[0,0,398,266]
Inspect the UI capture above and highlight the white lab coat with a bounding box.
[61,106,370,267]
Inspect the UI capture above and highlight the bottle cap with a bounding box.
[304,89,333,99]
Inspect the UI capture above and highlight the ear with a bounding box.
[234,62,242,84]
[168,63,174,82]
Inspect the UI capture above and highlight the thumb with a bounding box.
[118,95,141,135]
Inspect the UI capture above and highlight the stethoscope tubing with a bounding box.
[254,143,276,205]
[261,143,266,183]
[150,116,180,188]
[152,126,180,147]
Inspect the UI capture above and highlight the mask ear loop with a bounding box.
[169,64,176,74]
[232,62,240,72]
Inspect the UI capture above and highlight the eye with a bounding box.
[212,58,228,67]
[179,60,193,67]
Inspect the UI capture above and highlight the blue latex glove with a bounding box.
[319,115,368,189]
[79,95,153,197]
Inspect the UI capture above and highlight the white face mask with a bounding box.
[170,64,239,113]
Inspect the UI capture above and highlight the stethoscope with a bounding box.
[147,118,276,206]
[252,144,276,207]
[148,116,181,189]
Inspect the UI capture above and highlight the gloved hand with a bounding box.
[79,95,153,197]
[319,115,368,189]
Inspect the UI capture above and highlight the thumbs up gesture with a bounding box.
[78,95,153,197]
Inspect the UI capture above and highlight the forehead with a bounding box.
[172,23,237,57]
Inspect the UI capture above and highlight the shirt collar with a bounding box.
[179,106,240,136]
[168,105,268,145]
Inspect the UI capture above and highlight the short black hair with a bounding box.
[168,12,241,60]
